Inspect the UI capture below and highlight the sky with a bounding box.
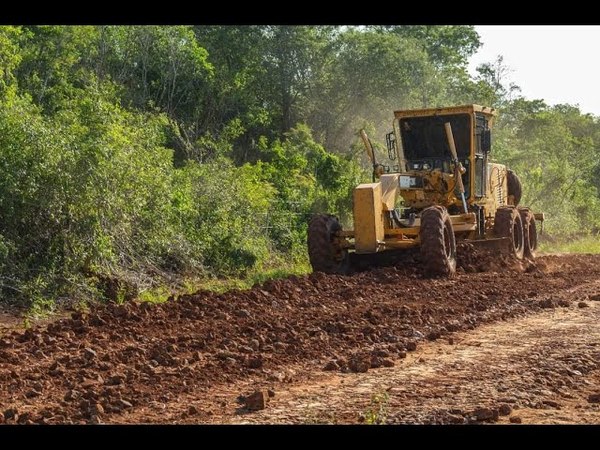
[468,26,600,116]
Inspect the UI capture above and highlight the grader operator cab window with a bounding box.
[399,113,471,162]
[399,113,471,194]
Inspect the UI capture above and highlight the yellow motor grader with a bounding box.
[308,104,544,276]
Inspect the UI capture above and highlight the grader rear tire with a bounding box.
[518,207,538,258]
[420,206,457,277]
[507,169,522,206]
[494,207,525,259]
[307,214,350,274]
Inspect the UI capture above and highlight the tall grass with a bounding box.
[538,235,600,254]
[136,261,311,304]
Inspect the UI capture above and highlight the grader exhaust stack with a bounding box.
[360,129,384,181]
[360,129,375,165]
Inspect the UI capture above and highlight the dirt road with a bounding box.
[1,252,600,424]
[230,294,600,424]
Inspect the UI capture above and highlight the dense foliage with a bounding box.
[0,25,598,307]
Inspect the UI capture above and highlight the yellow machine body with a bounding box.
[343,104,542,253]
[353,183,384,253]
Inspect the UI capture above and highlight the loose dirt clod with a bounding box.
[118,400,133,409]
[3,408,17,421]
[446,414,465,424]
[323,360,339,371]
[244,390,269,411]
[473,407,499,422]
[348,355,370,373]
[542,400,560,409]
[498,404,512,416]
[588,393,600,403]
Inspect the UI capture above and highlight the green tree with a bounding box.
[0,26,23,98]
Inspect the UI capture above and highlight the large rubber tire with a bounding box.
[420,206,457,277]
[307,214,350,274]
[507,169,522,207]
[518,207,537,258]
[494,207,525,259]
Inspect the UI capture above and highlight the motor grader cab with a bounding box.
[308,104,544,276]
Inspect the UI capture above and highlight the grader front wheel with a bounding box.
[420,206,457,277]
[307,214,350,274]
[518,207,538,258]
[494,207,525,259]
[507,169,522,206]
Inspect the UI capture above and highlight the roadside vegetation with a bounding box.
[539,235,600,254]
[0,26,599,310]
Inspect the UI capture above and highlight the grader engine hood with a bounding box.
[383,170,458,211]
